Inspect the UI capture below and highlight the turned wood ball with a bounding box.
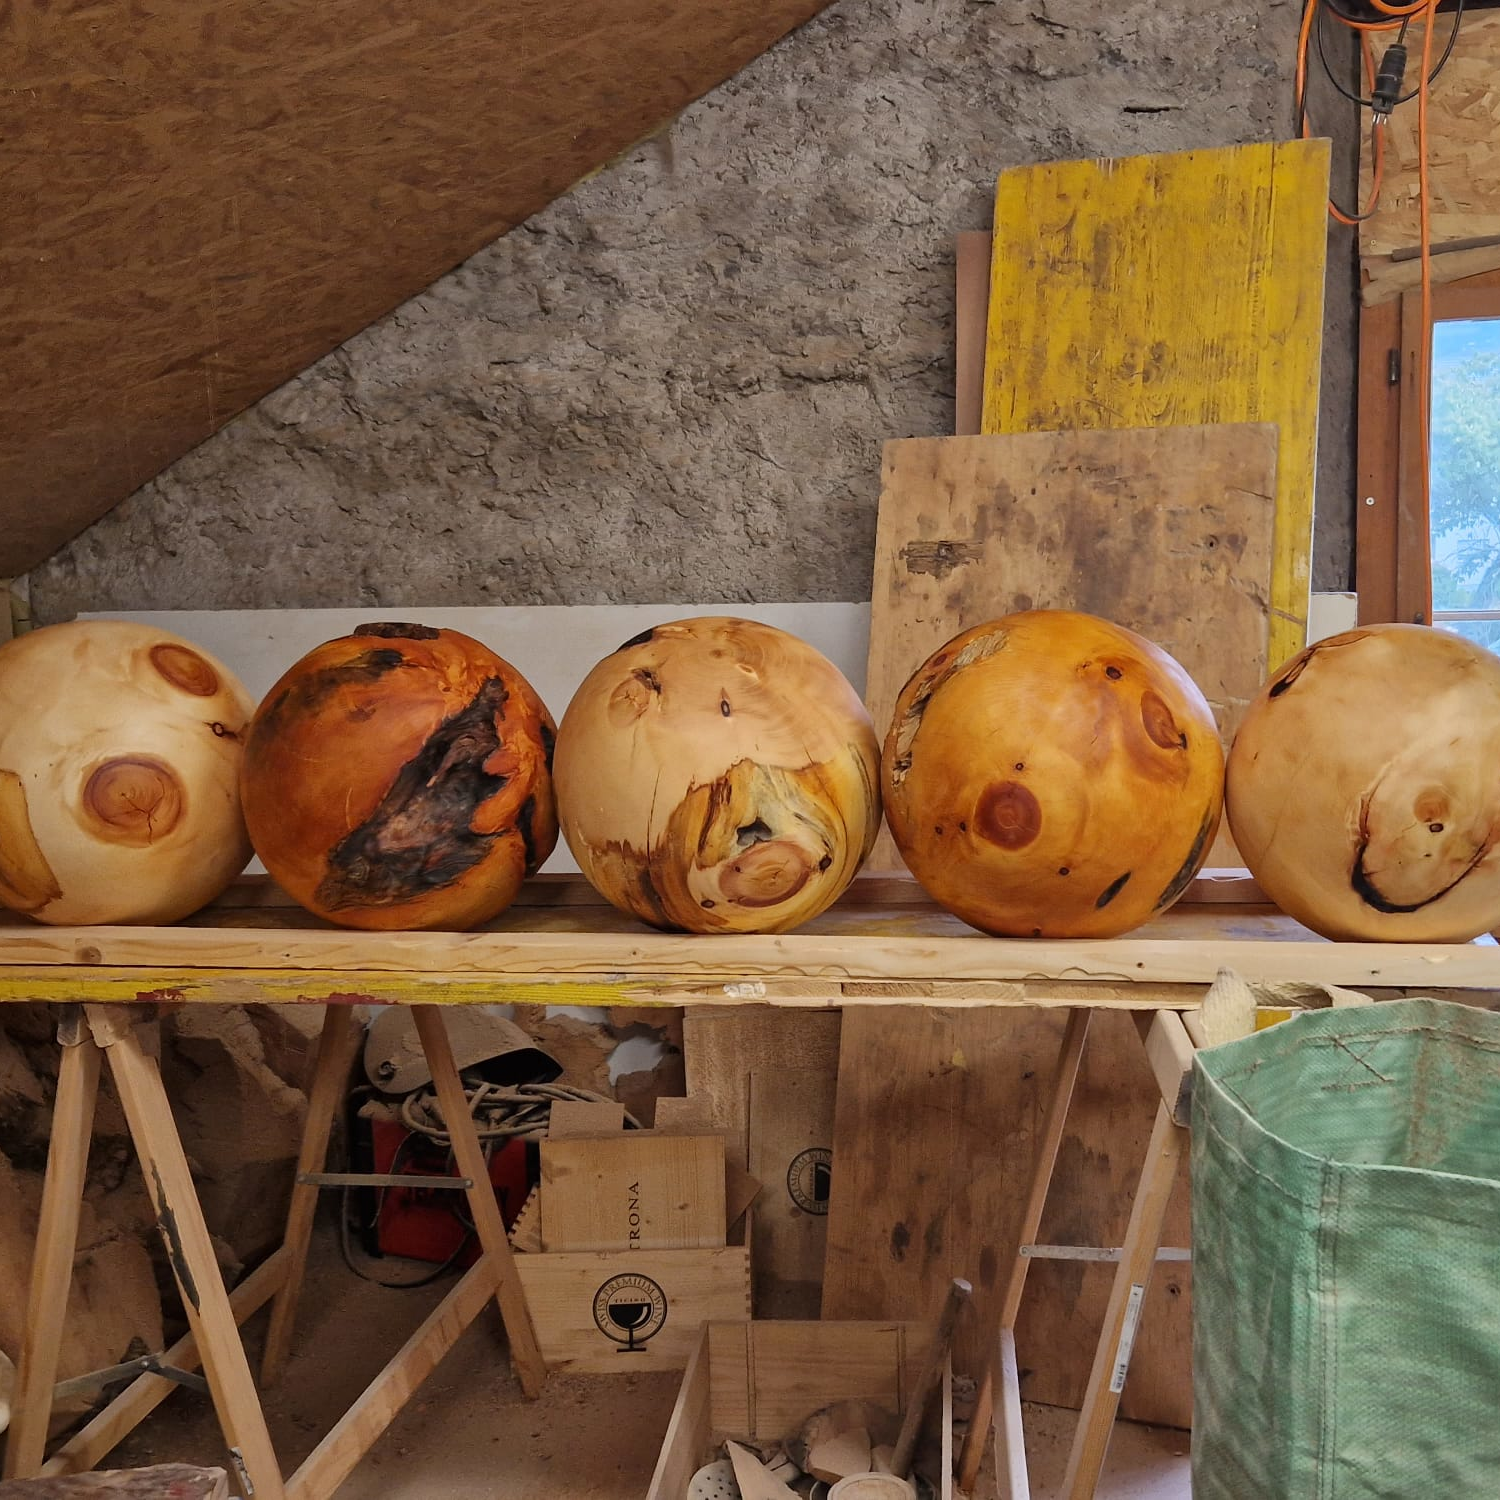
[240,623,557,930]
[1228,623,1500,941]
[883,610,1224,938]
[554,616,881,932]
[0,620,254,924]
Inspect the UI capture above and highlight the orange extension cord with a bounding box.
[1298,0,1441,622]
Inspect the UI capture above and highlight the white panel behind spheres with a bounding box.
[81,603,873,711]
[81,604,873,876]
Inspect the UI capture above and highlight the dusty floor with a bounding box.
[107,1224,1190,1497]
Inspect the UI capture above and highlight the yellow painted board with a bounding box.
[982,139,1330,668]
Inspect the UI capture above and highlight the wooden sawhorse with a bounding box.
[3,1003,544,1498]
[955,1005,1202,1499]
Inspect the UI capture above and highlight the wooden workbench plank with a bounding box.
[0,932,1494,992]
[982,140,1329,670]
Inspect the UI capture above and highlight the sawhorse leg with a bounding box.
[3,1010,101,1479]
[262,1005,545,1402]
[1059,1098,1187,1499]
[86,1004,287,1500]
[956,1006,1195,1500]
[957,1007,1092,1497]
[261,1004,362,1386]
[412,1006,545,1398]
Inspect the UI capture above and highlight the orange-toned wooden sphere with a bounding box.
[0,620,253,924]
[241,623,557,930]
[1227,624,1500,941]
[883,611,1224,938]
[554,617,881,933]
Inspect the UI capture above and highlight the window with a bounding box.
[1357,272,1500,632]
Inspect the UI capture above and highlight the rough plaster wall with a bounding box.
[31,0,1359,622]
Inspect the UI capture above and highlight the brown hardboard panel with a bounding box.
[821,1005,1191,1427]
[1,0,832,574]
[862,423,1277,872]
[682,1008,839,1317]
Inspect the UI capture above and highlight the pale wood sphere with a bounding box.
[1228,624,1500,941]
[883,611,1224,938]
[555,617,881,932]
[0,621,254,925]
[241,623,557,931]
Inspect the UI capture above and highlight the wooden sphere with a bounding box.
[0,621,253,925]
[241,623,557,930]
[554,616,880,932]
[883,611,1224,938]
[1228,624,1500,941]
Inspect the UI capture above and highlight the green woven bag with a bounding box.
[1192,997,1500,1499]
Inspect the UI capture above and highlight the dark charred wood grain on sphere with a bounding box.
[149,642,220,697]
[1153,804,1217,911]
[252,648,407,739]
[316,677,511,911]
[976,780,1042,850]
[1350,836,1489,914]
[516,793,540,875]
[355,622,442,640]
[1095,871,1132,909]
[615,628,657,652]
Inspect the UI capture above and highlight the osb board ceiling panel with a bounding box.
[1359,9,1500,258]
[0,0,832,578]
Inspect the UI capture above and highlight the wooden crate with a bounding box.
[515,1239,750,1375]
[540,1132,727,1252]
[647,1321,953,1500]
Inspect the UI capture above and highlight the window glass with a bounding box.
[1430,317,1500,653]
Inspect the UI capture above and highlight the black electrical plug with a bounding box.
[1372,42,1408,120]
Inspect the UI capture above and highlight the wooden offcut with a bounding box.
[2,0,833,575]
[540,1133,726,1252]
[982,140,1328,669]
[821,1006,1192,1428]
[514,1245,750,1373]
[0,1467,229,1498]
[683,1010,841,1315]
[864,423,1278,870]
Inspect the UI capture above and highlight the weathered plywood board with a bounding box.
[864,424,1278,871]
[682,1010,840,1316]
[2,0,832,575]
[821,1007,1191,1427]
[514,1245,750,1373]
[1359,10,1500,259]
[982,140,1327,670]
[540,1133,725,1252]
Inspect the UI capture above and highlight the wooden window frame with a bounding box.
[1357,270,1500,625]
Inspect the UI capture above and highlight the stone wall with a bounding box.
[30,0,1359,622]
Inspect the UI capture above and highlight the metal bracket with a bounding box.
[296,1170,474,1190]
[52,1354,211,1401]
[1020,1244,1192,1263]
